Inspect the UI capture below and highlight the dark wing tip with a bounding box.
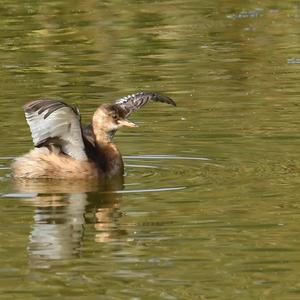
[23,99,44,112]
[149,92,177,107]
[23,99,79,119]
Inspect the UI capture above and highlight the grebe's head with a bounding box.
[92,104,137,140]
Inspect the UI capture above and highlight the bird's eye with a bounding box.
[111,113,118,120]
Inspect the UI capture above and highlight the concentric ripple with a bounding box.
[123,154,212,193]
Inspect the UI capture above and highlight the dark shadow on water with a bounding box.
[12,177,126,269]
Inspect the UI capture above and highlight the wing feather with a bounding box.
[24,99,87,161]
[113,92,176,117]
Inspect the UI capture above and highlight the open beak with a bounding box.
[118,119,138,128]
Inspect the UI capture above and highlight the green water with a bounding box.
[1,1,300,299]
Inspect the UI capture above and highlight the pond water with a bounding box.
[1,0,300,299]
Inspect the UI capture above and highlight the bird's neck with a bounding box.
[83,124,123,177]
[96,140,124,177]
[95,129,116,145]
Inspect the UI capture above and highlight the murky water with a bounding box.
[1,1,300,299]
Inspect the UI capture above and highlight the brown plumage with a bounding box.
[12,92,176,179]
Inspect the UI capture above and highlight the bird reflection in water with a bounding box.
[13,177,126,268]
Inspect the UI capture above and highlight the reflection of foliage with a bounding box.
[0,1,298,103]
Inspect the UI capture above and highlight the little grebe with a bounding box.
[12,92,176,179]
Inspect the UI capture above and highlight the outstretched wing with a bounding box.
[113,92,176,117]
[24,99,87,161]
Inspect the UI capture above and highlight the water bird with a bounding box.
[12,92,176,179]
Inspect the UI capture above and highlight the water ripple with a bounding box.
[124,154,210,161]
[111,186,186,194]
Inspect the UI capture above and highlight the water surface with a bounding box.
[1,1,300,299]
